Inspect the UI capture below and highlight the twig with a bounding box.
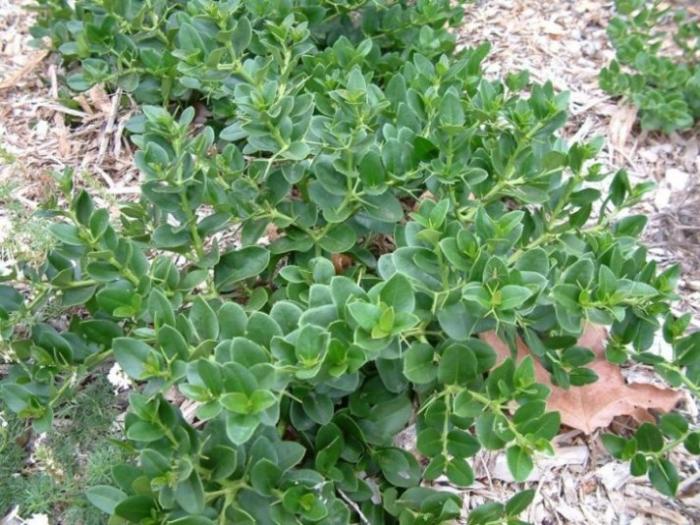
[96,87,122,165]
[572,95,612,116]
[0,50,48,90]
[479,453,494,494]
[337,489,370,525]
[35,101,91,119]
[47,65,71,157]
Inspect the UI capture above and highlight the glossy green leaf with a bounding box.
[506,445,533,482]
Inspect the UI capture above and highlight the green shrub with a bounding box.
[600,0,699,133]
[1,0,698,523]
[29,0,462,106]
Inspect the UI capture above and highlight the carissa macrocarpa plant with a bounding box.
[0,0,698,523]
[600,0,699,133]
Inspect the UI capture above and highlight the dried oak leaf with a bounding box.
[481,325,682,434]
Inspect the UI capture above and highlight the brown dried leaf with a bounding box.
[74,94,95,115]
[412,190,435,211]
[331,253,353,274]
[264,223,281,242]
[193,101,212,128]
[481,325,682,434]
[88,84,112,114]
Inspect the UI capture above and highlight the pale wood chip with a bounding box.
[608,104,638,158]
[0,50,47,90]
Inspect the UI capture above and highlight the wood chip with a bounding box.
[0,50,47,90]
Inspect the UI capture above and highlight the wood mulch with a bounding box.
[457,2,699,523]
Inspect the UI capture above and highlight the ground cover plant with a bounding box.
[0,377,128,524]
[600,0,699,133]
[1,0,699,523]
